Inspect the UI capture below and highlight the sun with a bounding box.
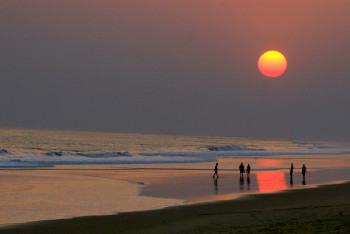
[258,51,287,77]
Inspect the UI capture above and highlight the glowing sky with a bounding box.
[0,0,349,140]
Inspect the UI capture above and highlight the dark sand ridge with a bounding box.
[2,181,350,233]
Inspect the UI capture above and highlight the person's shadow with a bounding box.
[302,177,306,185]
[239,176,244,191]
[213,177,218,194]
[246,176,250,191]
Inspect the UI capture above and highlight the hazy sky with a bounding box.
[1,0,349,141]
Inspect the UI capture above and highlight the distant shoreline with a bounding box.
[2,181,350,233]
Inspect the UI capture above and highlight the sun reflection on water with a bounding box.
[256,172,287,192]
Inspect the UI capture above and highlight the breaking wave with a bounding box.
[1,144,350,168]
[208,145,265,151]
[44,151,132,157]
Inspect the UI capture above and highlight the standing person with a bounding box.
[213,163,219,178]
[290,163,294,177]
[239,162,245,177]
[302,164,307,179]
[246,164,251,175]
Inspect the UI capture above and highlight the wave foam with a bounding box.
[1,145,350,168]
[0,151,215,168]
[208,145,265,151]
[44,151,132,157]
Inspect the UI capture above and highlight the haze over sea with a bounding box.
[1,127,350,226]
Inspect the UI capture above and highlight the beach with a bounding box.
[1,129,350,232]
[0,155,350,232]
[2,181,350,233]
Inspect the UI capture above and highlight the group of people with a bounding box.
[239,162,251,177]
[290,163,307,179]
[212,162,251,179]
[213,162,308,180]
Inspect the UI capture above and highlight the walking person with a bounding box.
[213,163,219,178]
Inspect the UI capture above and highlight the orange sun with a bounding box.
[258,51,287,77]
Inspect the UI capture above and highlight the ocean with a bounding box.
[1,128,350,169]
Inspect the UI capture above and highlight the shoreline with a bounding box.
[1,164,350,226]
[1,155,350,229]
[2,181,350,233]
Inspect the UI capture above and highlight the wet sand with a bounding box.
[0,169,183,226]
[2,182,350,233]
[0,154,349,228]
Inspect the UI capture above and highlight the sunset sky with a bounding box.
[0,0,349,140]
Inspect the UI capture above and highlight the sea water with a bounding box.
[1,128,350,169]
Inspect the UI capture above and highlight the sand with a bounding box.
[0,169,184,226]
[1,155,350,232]
[1,181,350,233]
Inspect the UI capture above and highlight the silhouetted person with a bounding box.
[302,164,307,179]
[213,163,219,178]
[246,164,251,176]
[239,162,245,177]
[290,163,294,177]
